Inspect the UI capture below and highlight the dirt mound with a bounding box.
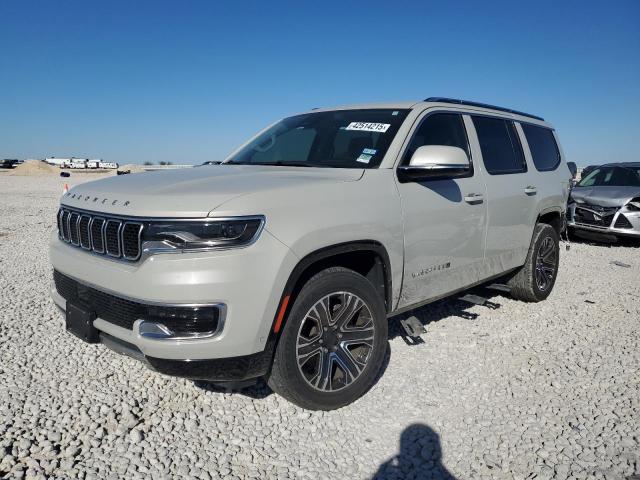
[8,160,58,176]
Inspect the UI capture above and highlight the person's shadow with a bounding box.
[372,424,456,479]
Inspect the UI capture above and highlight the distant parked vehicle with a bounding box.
[567,162,640,241]
[200,160,222,166]
[579,164,598,181]
[86,160,100,169]
[1,159,20,169]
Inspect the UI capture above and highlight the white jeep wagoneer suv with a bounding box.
[50,97,571,410]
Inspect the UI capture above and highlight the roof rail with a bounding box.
[424,97,544,121]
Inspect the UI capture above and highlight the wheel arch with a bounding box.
[537,208,563,236]
[272,241,393,334]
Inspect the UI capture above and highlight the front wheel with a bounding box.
[268,267,388,410]
[507,223,560,302]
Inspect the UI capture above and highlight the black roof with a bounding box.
[424,97,544,121]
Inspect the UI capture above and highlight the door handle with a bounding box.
[464,193,484,204]
[524,186,537,195]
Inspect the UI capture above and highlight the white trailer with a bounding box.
[98,162,119,169]
[45,157,72,168]
[86,160,100,169]
[70,159,87,169]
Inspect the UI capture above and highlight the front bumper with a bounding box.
[566,203,640,238]
[52,293,274,382]
[49,228,299,362]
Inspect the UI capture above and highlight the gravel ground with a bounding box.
[1,173,639,480]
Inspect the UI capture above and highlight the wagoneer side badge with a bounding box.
[412,262,451,278]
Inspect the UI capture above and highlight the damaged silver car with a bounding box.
[567,162,640,241]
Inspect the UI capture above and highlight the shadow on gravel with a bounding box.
[372,423,456,479]
[193,341,393,402]
[388,288,504,343]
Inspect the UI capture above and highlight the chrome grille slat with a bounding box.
[105,220,122,257]
[79,215,92,250]
[68,212,81,246]
[90,217,105,253]
[56,208,142,262]
[121,222,143,260]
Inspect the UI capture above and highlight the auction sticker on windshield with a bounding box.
[345,122,390,133]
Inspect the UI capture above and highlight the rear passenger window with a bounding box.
[521,124,560,171]
[472,116,527,175]
[403,113,470,163]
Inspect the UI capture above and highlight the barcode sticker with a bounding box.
[345,122,390,133]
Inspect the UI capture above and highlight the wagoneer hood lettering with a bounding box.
[61,165,364,217]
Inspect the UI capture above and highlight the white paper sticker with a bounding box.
[362,148,377,155]
[345,122,391,133]
[356,154,372,163]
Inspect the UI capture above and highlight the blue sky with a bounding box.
[1,0,639,166]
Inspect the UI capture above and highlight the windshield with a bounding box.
[226,109,409,168]
[577,165,640,187]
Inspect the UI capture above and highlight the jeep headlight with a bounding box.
[626,197,640,212]
[142,216,264,251]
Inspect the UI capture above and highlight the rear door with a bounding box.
[395,111,487,308]
[468,115,537,277]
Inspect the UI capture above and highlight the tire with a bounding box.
[267,267,388,410]
[507,223,560,302]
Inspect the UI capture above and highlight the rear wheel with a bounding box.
[268,267,387,410]
[508,223,560,302]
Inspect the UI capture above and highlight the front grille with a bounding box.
[57,207,142,261]
[614,214,633,229]
[53,270,219,333]
[574,205,618,228]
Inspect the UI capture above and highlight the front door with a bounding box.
[395,111,487,309]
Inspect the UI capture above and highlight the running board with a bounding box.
[486,283,511,293]
[399,316,426,345]
[458,294,500,309]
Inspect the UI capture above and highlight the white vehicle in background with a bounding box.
[70,159,87,169]
[87,160,100,169]
[99,161,119,169]
[45,158,72,168]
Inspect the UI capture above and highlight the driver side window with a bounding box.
[403,113,471,165]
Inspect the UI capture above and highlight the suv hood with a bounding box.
[61,165,364,217]
[571,186,640,207]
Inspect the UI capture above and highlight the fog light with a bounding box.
[139,305,222,339]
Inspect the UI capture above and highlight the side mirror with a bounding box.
[567,161,577,179]
[397,145,470,182]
